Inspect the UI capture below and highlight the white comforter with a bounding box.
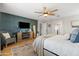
[33,34,79,56]
[44,35,79,56]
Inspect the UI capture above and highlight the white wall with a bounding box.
[56,15,79,34]
[48,20,65,34]
[38,20,62,35]
[62,19,72,34]
[38,20,53,35]
[0,3,2,12]
[38,15,79,35]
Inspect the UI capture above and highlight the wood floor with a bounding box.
[1,38,34,56]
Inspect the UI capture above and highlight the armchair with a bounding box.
[0,32,16,47]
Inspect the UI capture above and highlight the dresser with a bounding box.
[17,32,34,41]
[17,32,22,41]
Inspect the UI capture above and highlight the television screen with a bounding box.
[19,22,30,28]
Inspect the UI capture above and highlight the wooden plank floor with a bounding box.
[1,38,34,56]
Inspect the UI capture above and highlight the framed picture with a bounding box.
[71,20,79,28]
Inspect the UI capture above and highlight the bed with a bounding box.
[33,29,79,56]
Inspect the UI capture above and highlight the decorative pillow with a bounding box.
[2,33,11,39]
[70,29,79,43]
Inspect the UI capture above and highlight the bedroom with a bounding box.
[0,3,79,56]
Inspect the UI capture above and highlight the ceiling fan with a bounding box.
[35,7,58,17]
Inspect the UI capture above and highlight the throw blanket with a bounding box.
[33,34,55,56]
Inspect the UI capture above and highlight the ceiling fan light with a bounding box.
[43,14,48,17]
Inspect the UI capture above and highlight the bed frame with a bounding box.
[43,48,59,56]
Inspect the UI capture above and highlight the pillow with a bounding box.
[70,29,79,43]
[63,33,70,40]
[2,33,11,39]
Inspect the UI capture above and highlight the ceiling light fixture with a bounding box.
[43,14,48,17]
[35,7,58,17]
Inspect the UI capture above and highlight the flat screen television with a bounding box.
[19,22,30,28]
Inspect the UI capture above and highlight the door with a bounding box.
[41,23,47,35]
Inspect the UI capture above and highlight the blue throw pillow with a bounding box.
[70,29,79,43]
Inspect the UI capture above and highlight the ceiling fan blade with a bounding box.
[51,9,58,12]
[49,14,55,16]
[48,13,55,15]
[43,7,47,10]
[43,7,48,12]
[35,11,42,14]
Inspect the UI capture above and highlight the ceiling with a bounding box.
[0,3,79,20]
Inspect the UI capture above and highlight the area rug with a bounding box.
[11,43,37,56]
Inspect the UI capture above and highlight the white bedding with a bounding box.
[44,35,79,56]
[33,34,56,56]
[33,34,79,56]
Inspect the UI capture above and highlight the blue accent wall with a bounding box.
[0,12,38,33]
[0,12,2,30]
